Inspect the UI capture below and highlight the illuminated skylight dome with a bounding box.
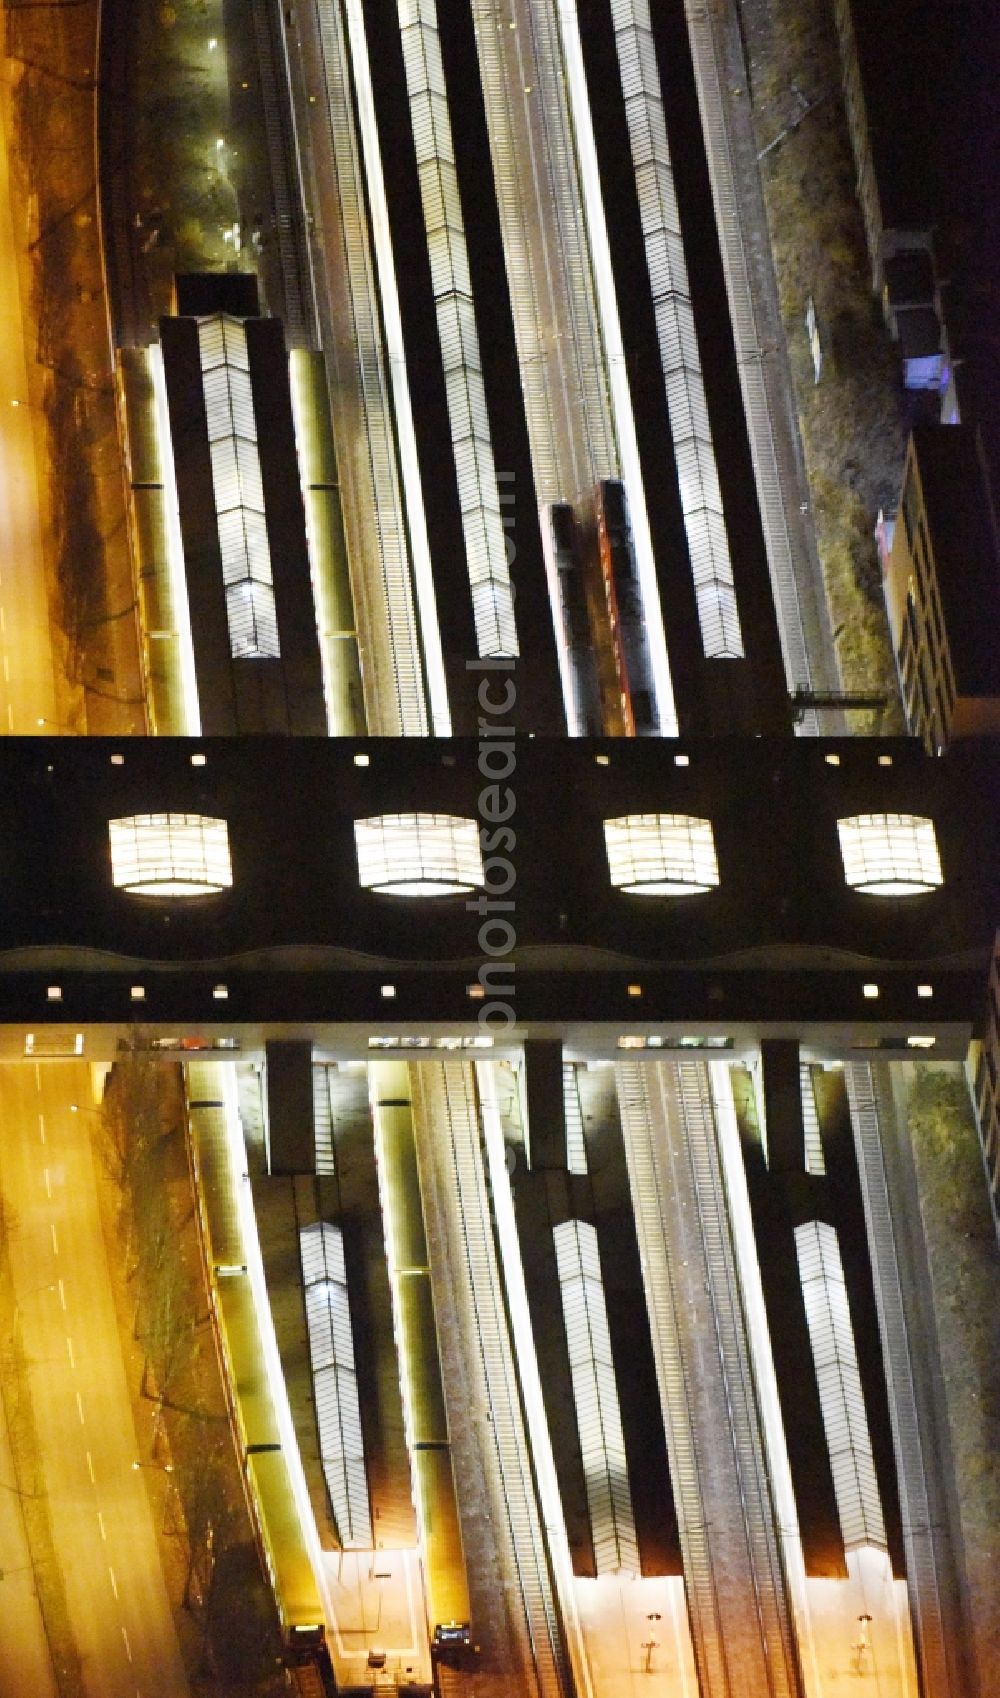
[837,814,943,895]
[109,814,233,896]
[198,315,279,660]
[354,813,484,896]
[604,814,719,894]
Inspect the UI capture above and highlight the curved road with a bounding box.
[0,1061,189,1698]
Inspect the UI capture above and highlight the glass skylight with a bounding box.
[197,315,279,659]
[604,813,719,894]
[300,1222,371,1548]
[553,1219,638,1575]
[796,1221,886,1549]
[109,814,233,896]
[354,813,484,895]
[837,813,943,895]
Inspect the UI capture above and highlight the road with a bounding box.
[0,1060,189,1698]
[0,65,66,737]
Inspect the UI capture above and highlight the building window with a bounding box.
[604,814,719,894]
[109,814,233,896]
[354,813,484,896]
[197,315,279,659]
[837,813,943,895]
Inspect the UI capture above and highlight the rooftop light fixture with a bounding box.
[109,814,233,897]
[354,813,484,896]
[838,814,943,896]
[604,814,719,895]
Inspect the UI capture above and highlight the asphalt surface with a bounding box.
[0,1061,189,1698]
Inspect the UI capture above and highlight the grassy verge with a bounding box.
[0,1204,84,1697]
[99,1048,286,1698]
[899,1064,1000,1690]
[739,0,907,726]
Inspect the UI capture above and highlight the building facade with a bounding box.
[22,3,995,1697]
[882,427,1000,751]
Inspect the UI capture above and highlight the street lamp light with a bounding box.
[641,1615,662,1675]
[851,1613,872,1675]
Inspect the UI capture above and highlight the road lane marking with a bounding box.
[108,1564,118,1599]
[97,1509,107,1541]
[33,1064,40,1089]
[65,1335,75,1370]
[50,1222,58,1255]
[121,1626,132,1663]
[6,703,13,732]
[2,654,8,683]
[76,1390,85,1425]
[58,1277,66,1311]
[86,1450,95,1484]
[0,606,5,632]
[43,1166,51,1198]
[38,1112,45,1143]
